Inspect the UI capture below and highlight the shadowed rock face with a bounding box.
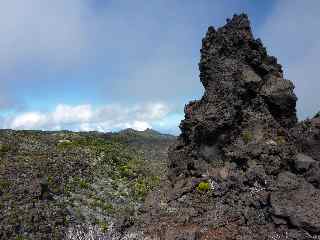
[138,14,320,240]
[291,117,320,188]
[292,116,320,162]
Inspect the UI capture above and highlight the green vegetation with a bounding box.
[132,176,160,200]
[0,129,174,239]
[314,111,320,118]
[90,198,114,213]
[120,158,144,178]
[0,179,10,191]
[0,143,10,156]
[98,221,109,233]
[56,140,73,149]
[15,236,28,240]
[61,135,162,228]
[78,178,90,189]
[241,130,253,144]
[197,181,210,192]
[111,128,173,143]
[275,135,286,145]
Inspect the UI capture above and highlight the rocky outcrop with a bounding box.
[169,14,297,182]
[139,14,320,240]
[291,116,320,188]
[292,116,320,161]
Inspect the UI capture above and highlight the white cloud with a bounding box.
[10,112,47,129]
[53,104,93,124]
[2,102,171,132]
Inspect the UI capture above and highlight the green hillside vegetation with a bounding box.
[0,129,175,240]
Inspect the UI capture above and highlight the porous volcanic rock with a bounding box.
[136,14,320,240]
[292,116,320,161]
[291,116,320,188]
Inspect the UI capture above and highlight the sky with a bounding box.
[0,0,319,135]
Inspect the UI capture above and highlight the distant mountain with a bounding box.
[109,128,176,141]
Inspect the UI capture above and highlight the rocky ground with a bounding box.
[0,129,175,240]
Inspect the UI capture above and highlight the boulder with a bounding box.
[294,153,316,172]
[292,116,320,161]
[271,173,320,233]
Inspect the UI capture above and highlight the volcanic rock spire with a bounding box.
[169,13,297,181]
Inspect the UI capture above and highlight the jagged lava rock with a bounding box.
[169,13,297,181]
[292,116,320,161]
[140,14,320,240]
[291,116,320,188]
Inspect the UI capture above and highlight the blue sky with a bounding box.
[0,0,319,134]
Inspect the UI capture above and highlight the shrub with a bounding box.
[197,181,210,192]
[0,179,10,191]
[132,176,160,200]
[99,221,108,233]
[275,136,286,145]
[119,158,145,178]
[68,177,90,190]
[0,144,10,156]
[15,236,28,240]
[56,140,74,150]
[78,179,90,189]
[241,130,253,144]
[90,199,114,214]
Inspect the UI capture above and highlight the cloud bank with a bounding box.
[1,102,174,133]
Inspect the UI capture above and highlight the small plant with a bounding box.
[275,135,286,145]
[241,130,253,144]
[119,158,145,178]
[15,235,28,240]
[0,179,10,191]
[56,140,74,150]
[99,221,109,233]
[68,177,90,190]
[47,175,54,184]
[78,179,90,189]
[0,144,10,156]
[132,176,160,200]
[90,199,114,214]
[133,179,149,200]
[197,181,210,192]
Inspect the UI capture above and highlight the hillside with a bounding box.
[0,129,175,239]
